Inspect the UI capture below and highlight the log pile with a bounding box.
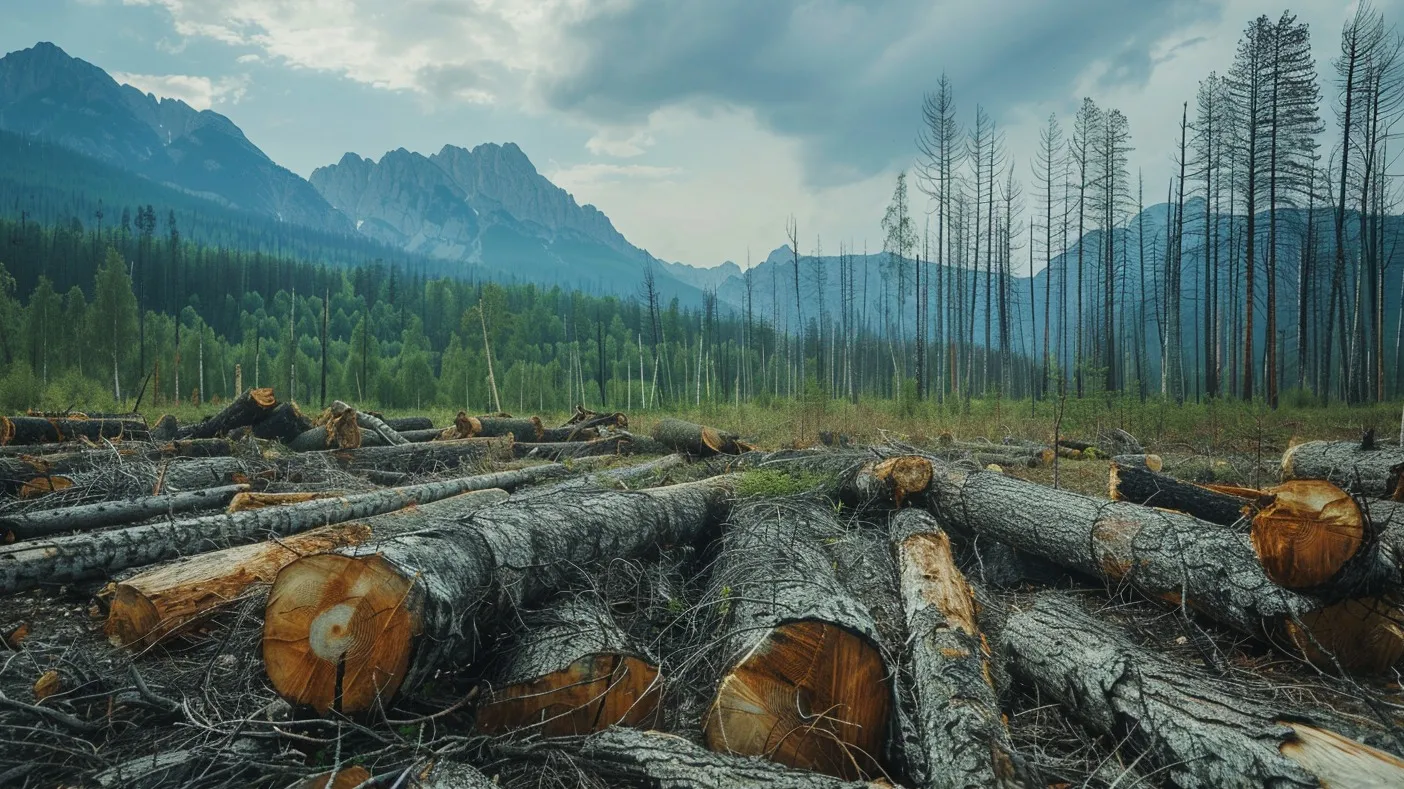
[3,403,1403,789]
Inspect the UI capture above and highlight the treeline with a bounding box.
[870,4,1402,408]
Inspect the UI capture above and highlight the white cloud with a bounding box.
[549,163,682,183]
[585,127,655,158]
[112,71,251,110]
[235,53,261,63]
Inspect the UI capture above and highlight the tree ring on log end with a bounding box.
[873,457,933,506]
[702,619,890,781]
[104,585,161,649]
[474,654,660,737]
[1250,480,1363,589]
[1283,596,1404,673]
[264,553,420,714]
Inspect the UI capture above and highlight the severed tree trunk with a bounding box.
[474,592,660,737]
[0,416,149,446]
[226,491,346,512]
[536,426,601,443]
[473,416,544,442]
[512,435,632,461]
[0,484,247,543]
[0,466,559,595]
[495,728,885,789]
[1109,461,1250,525]
[398,428,445,443]
[1002,592,1404,789]
[702,499,891,780]
[382,416,433,432]
[263,477,735,714]
[723,449,933,508]
[342,402,408,446]
[0,441,234,497]
[288,405,372,452]
[431,411,481,441]
[922,459,1404,671]
[105,489,509,649]
[890,509,1020,788]
[1111,453,1163,472]
[250,402,313,444]
[318,437,513,475]
[1282,440,1404,500]
[651,418,750,457]
[183,388,277,439]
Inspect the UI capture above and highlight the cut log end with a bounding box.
[475,654,660,737]
[1279,721,1404,786]
[1283,596,1404,673]
[703,619,890,781]
[20,476,72,498]
[264,553,420,714]
[872,456,934,506]
[249,388,277,409]
[1250,480,1364,589]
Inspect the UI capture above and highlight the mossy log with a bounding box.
[105,489,509,649]
[474,593,660,737]
[184,388,277,439]
[702,499,891,780]
[0,415,149,446]
[1003,592,1404,788]
[651,418,750,457]
[724,449,934,507]
[319,437,514,475]
[0,484,248,543]
[263,477,735,714]
[890,509,1019,788]
[923,459,1404,672]
[1282,440,1404,500]
[0,467,556,595]
[495,727,886,789]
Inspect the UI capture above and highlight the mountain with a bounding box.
[0,42,350,232]
[661,259,743,290]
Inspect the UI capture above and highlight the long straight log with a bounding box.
[495,728,885,789]
[536,426,601,443]
[512,435,631,461]
[0,416,148,446]
[724,449,934,507]
[1003,592,1404,789]
[1282,440,1404,500]
[105,489,510,649]
[1,484,248,543]
[319,437,513,474]
[922,459,1404,671]
[1111,453,1163,472]
[397,428,443,443]
[474,592,660,737]
[651,418,750,457]
[702,499,891,780]
[184,387,277,439]
[263,476,735,714]
[382,416,433,433]
[473,416,543,442]
[890,509,1019,788]
[1109,461,1250,525]
[227,491,346,513]
[0,466,561,595]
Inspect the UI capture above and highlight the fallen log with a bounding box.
[320,437,513,475]
[226,491,346,513]
[0,439,239,496]
[296,766,372,789]
[702,499,891,780]
[724,449,933,507]
[250,402,313,444]
[512,435,632,461]
[0,484,248,543]
[1109,461,1250,526]
[536,426,601,443]
[149,414,179,442]
[398,428,444,443]
[382,416,433,433]
[412,760,495,788]
[0,466,560,595]
[263,476,734,714]
[1099,427,1144,455]
[0,415,149,446]
[1055,437,1098,453]
[495,728,884,789]
[890,509,1019,788]
[651,418,750,457]
[184,388,277,439]
[923,459,1404,671]
[1282,440,1404,500]
[1111,453,1163,472]
[969,451,1046,469]
[105,489,509,649]
[342,402,408,446]
[473,416,544,442]
[475,592,660,737]
[288,405,373,452]
[432,411,480,441]
[1003,592,1404,789]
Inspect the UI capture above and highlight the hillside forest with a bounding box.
[0,6,1401,417]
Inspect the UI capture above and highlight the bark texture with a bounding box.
[702,499,891,780]
[0,416,149,446]
[382,416,433,433]
[1109,461,1250,525]
[512,435,633,461]
[318,437,513,475]
[1111,454,1164,472]
[263,477,735,713]
[183,388,277,440]
[890,509,1020,788]
[1002,592,1404,788]
[249,402,313,444]
[473,416,544,442]
[1282,440,1404,500]
[0,484,247,542]
[0,467,556,595]
[651,418,749,457]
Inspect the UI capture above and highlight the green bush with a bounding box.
[0,362,41,412]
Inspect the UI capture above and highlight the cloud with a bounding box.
[548,162,682,185]
[235,53,261,63]
[111,71,251,110]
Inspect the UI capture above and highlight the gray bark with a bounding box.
[1002,592,1404,788]
[0,465,562,594]
[0,483,247,541]
[382,416,433,432]
[315,438,511,474]
[651,418,746,457]
[474,417,544,442]
[513,435,633,460]
[1282,441,1404,499]
[411,760,496,788]
[1110,461,1249,525]
[182,388,275,440]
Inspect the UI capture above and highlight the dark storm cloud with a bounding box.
[544,0,1219,185]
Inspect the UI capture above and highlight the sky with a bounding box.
[1,0,1393,272]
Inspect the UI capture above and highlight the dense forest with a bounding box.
[0,6,1401,414]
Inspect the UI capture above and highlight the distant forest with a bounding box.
[0,6,1401,413]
